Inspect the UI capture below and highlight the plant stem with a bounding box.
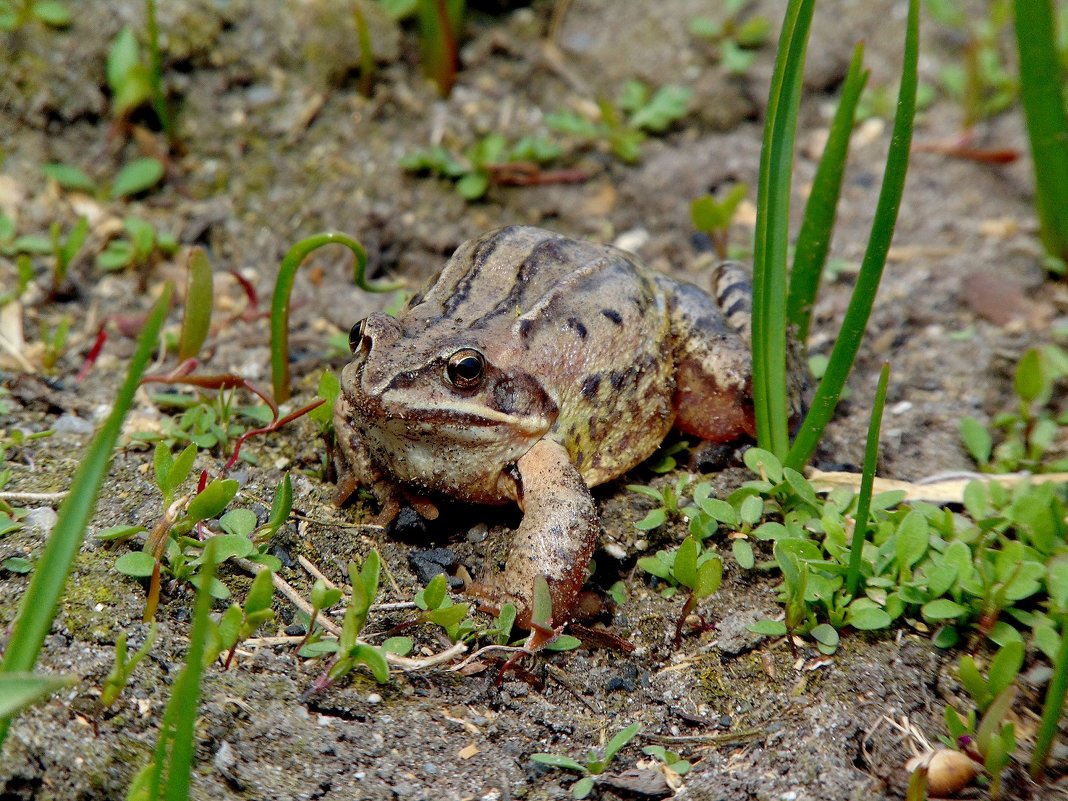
[846,362,889,597]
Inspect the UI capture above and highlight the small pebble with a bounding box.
[366,693,382,704]
[54,414,94,435]
[25,507,58,535]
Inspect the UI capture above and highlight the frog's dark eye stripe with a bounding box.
[348,319,366,353]
[445,349,485,389]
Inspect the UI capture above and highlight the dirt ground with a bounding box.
[2,1,1067,799]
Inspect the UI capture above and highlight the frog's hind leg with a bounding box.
[661,263,757,442]
[470,438,599,629]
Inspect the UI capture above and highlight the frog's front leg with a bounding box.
[333,397,439,522]
[475,438,599,628]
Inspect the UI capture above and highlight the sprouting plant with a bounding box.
[401,133,565,200]
[531,722,642,799]
[205,566,275,669]
[689,0,773,74]
[627,474,692,532]
[926,0,1017,129]
[547,80,692,164]
[414,572,474,642]
[638,534,723,644]
[107,6,173,143]
[100,623,158,708]
[641,744,692,781]
[960,345,1068,473]
[690,183,749,261]
[0,0,70,30]
[96,217,178,272]
[136,390,272,458]
[42,159,166,201]
[41,315,71,374]
[297,578,344,652]
[303,550,391,686]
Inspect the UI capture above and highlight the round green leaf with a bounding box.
[921,598,968,621]
[111,158,165,200]
[115,551,157,577]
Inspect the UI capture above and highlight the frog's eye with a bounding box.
[348,319,366,353]
[445,349,485,389]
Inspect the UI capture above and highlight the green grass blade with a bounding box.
[0,284,173,749]
[0,673,76,718]
[270,232,401,403]
[1030,612,1068,780]
[160,539,217,801]
[752,0,815,458]
[788,43,869,344]
[785,0,918,471]
[1014,0,1068,263]
[845,362,889,597]
[177,247,213,361]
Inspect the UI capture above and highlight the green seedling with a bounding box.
[41,315,71,374]
[0,285,171,749]
[0,0,70,30]
[415,572,474,643]
[0,254,34,307]
[531,722,642,800]
[96,216,178,272]
[627,474,692,532]
[100,623,158,708]
[107,7,173,142]
[47,216,89,295]
[1032,610,1068,779]
[642,744,691,778]
[303,551,391,686]
[417,0,464,97]
[961,345,1068,473]
[136,390,272,458]
[42,159,166,201]
[690,183,748,261]
[206,567,276,668]
[547,80,692,164]
[638,535,723,643]
[297,578,344,652]
[689,0,772,74]
[927,0,1016,129]
[401,133,565,200]
[946,672,1019,800]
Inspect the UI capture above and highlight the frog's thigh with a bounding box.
[504,438,599,624]
[664,273,756,442]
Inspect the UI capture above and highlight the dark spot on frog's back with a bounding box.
[566,317,588,339]
[581,374,601,400]
[609,370,628,391]
[601,309,623,325]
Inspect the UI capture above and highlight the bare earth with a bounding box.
[2,1,1067,799]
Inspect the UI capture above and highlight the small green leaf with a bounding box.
[638,555,673,581]
[544,634,582,651]
[531,574,554,629]
[960,417,993,465]
[426,602,470,630]
[422,573,448,610]
[748,619,787,636]
[187,479,240,523]
[738,495,764,526]
[987,641,1024,699]
[673,537,699,590]
[744,447,783,482]
[41,163,96,193]
[847,605,892,630]
[603,722,641,764]
[2,557,32,573]
[894,510,928,575]
[311,578,343,611]
[731,539,754,569]
[94,525,146,542]
[203,533,254,562]
[244,567,275,616]
[111,158,165,199]
[810,623,839,653]
[694,555,723,598]
[178,247,214,361]
[219,509,258,538]
[635,508,667,530]
[32,1,71,26]
[922,598,968,621]
[455,172,490,201]
[382,636,413,655]
[351,643,390,683]
[115,551,157,577]
[572,776,596,799]
[167,443,198,497]
[531,753,587,772]
[1015,347,1048,404]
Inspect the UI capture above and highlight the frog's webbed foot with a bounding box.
[470,438,599,629]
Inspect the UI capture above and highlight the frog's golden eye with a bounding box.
[348,319,366,353]
[445,349,485,389]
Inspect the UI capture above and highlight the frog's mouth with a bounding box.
[378,400,552,444]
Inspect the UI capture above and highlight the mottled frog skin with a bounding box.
[334,225,786,626]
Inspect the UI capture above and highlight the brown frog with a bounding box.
[334,225,796,627]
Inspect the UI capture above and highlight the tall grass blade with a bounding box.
[846,362,889,597]
[1014,0,1068,263]
[177,247,213,361]
[1030,612,1068,779]
[145,538,218,801]
[751,0,815,458]
[0,673,76,718]
[788,43,869,344]
[785,0,918,471]
[0,284,173,749]
[270,232,401,403]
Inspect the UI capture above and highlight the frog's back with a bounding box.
[408,226,677,486]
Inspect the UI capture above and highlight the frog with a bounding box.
[333,225,802,629]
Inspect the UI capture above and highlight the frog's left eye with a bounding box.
[445,349,485,389]
[348,319,366,353]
